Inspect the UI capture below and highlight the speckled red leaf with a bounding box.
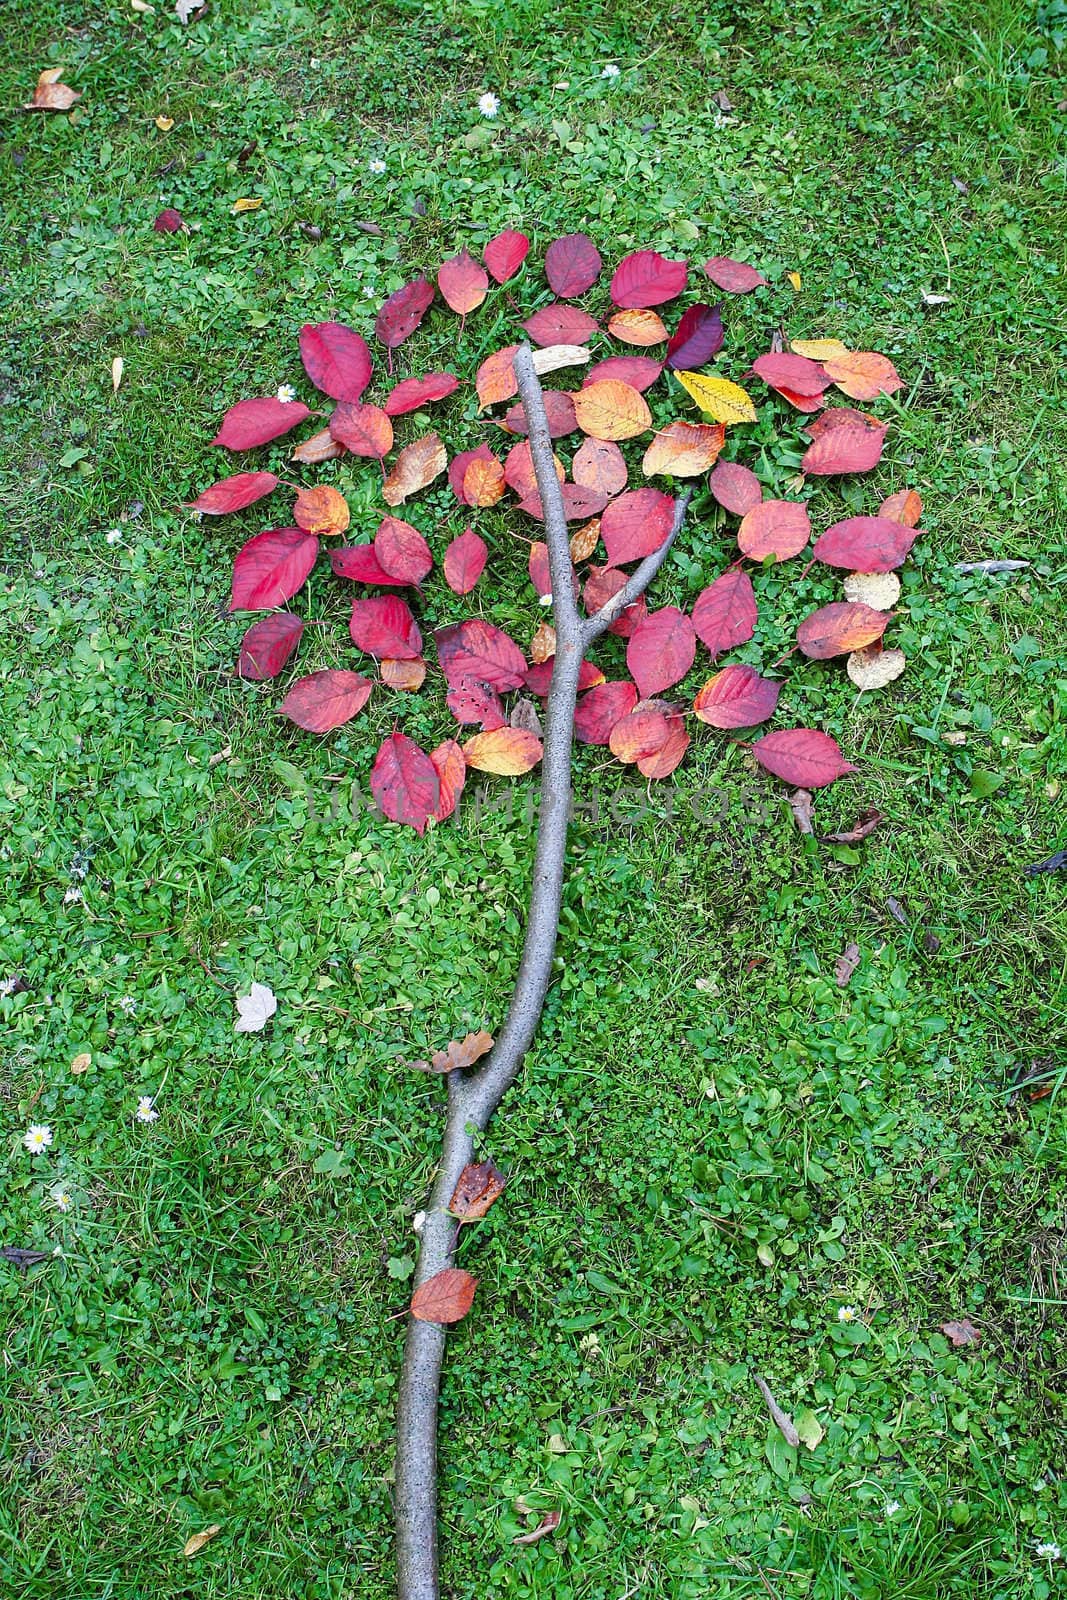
[524,656,605,696]
[278,669,372,733]
[188,471,279,515]
[503,391,578,439]
[409,1266,477,1323]
[383,372,460,416]
[665,303,724,370]
[752,728,857,788]
[374,276,435,349]
[435,620,527,691]
[737,499,811,562]
[693,664,780,727]
[328,400,394,459]
[443,529,488,595]
[483,228,529,284]
[626,605,696,697]
[802,407,884,439]
[330,544,410,586]
[708,460,763,516]
[572,436,628,497]
[299,322,373,402]
[691,569,758,655]
[610,250,688,308]
[229,527,318,611]
[522,305,598,347]
[236,612,304,680]
[703,256,768,293]
[518,484,608,523]
[447,677,507,730]
[601,488,675,565]
[574,680,639,745]
[371,731,440,833]
[796,601,890,659]
[544,232,602,297]
[212,397,311,450]
[801,425,886,475]
[374,517,432,584]
[438,248,489,316]
[583,355,662,392]
[429,739,466,821]
[811,516,918,572]
[349,595,422,660]
[751,352,830,396]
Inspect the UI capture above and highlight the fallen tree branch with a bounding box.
[394,344,688,1600]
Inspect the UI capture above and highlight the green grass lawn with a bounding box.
[2,0,1066,1595]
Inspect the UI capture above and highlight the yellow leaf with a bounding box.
[462,728,543,776]
[232,197,263,214]
[789,337,849,361]
[787,271,802,291]
[70,1052,92,1075]
[111,356,124,393]
[154,114,174,131]
[674,371,757,426]
[183,1525,221,1558]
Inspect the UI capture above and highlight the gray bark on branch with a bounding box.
[393,344,688,1600]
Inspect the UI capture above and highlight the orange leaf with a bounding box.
[609,708,670,764]
[449,1159,506,1220]
[737,499,811,562]
[476,345,519,409]
[529,622,556,663]
[642,419,725,477]
[382,433,447,506]
[329,400,394,459]
[462,455,506,507]
[878,488,923,526]
[24,69,80,111]
[410,1268,478,1324]
[437,248,489,316]
[380,657,427,691]
[291,427,345,464]
[435,1031,494,1071]
[293,484,350,537]
[821,350,902,401]
[796,602,889,659]
[568,518,601,563]
[607,309,667,346]
[572,379,651,442]
[462,727,543,775]
[429,739,466,821]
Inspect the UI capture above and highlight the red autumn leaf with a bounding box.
[638,711,690,779]
[750,352,830,396]
[803,406,884,438]
[153,207,184,233]
[375,276,435,349]
[609,707,671,763]
[409,1267,477,1323]
[447,678,506,730]
[601,488,675,564]
[583,355,662,393]
[328,400,393,459]
[801,425,886,476]
[523,657,602,696]
[879,488,923,526]
[449,1159,506,1220]
[812,516,919,573]
[518,484,608,523]
[544,232,602,297]
[371,731,440,834]
[443,529,488,595]
[772,384,825,414]
[572,436,628,497]
[349,595,422,660]
[278,669,372,733]
[330,544,410,586]
[693,663,780,727]
[626,605,696,696]
[384,372,460,416]
[438,248,489,316]
[483,228,530,285]
[691,569,758,655]
[665,303,724,370]
[503,390,578,439]
[229,527,319,611]
[435,620,527,691]
[797,601,890,659]
[522,305,599,347]
[212,397,311,450]
[752,728,857,788]
[429,739,466,821]
[737,499,811,562]
[448,443,497,503]
[574,680,639,745]
[463,726,543,775]
[298,322,373,402]
[940,1317,981,1348]
[374,517,432,584]
[528,541,552,600]
[188,471,279,515]
[476,345,519,409]
[610,250,688,308]
[582,566,647,637]
[504,439,561,499]
[703,256,768,293]
[708,460,763,516]
[236,612,304,680]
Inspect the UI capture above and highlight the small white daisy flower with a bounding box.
[63,887,83,905]
[50,1187,73,1212]
[24,1124,53,1154]
[884,1501,900,1518]
[362,285,377,298]
[106,528,123,545]
[1035,1542,1062,1561]
[0,975,18,998]
[367,158,386,174]
[276,384,298,403]
[601,63,620,78]
[135,1096,159,1124]
[477,92,500,118]
[118,995,136,1015]
[837,1305,858,1323]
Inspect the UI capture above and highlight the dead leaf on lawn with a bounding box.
[183,1525,221,1558]
[788,788,814,835]
[512,1509,561,1546]
[834,943,861,987]
[408,1030,494,1074]
[449,1159,506,1220]
[70,1052,92,1074]
[822,809,884,844]
[941,1317,981,1347]
[23,68,81,111]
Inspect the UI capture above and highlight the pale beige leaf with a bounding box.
[70,1052,92,1075]
[847,644,906,690]
[789,337,849,361]
[529,622,556,663]
[843,572,900,611]
[111,357,124,393]
[184,1525,221,1558]
[530,344,591,376]
[382,433,447,506]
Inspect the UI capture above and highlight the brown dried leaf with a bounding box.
[822,808,884,844]
[449,1159,506,1221]
[788,789,815,835]
[410,1267,478,1324]
[183,1525,222,1558]
[432,1030,494,1073]
[512,1510,561,1546]
[941,1317,981,1347]
[382,433,447,506]
[529,622,556,664]
[834,942,861,987]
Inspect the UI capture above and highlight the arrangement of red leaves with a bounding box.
[188,230,921,829]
